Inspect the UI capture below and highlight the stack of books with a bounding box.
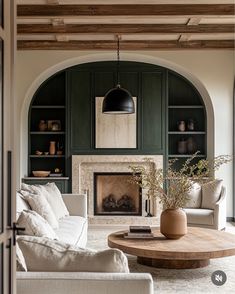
[124,226,154,239]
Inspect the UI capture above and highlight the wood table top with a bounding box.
[108,227,235,260]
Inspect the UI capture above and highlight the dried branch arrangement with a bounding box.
[129,152,231,209]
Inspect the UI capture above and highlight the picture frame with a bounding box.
[47,120,61,131]
[95,97,137,149]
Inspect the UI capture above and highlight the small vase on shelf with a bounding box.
[49,141,56,155]
[177,121,186,132]
[38,120,47,132]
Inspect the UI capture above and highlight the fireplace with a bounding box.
[94,172,142,216]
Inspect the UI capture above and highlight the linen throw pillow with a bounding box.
[184,182,202,208]
[17,210,58,240]
[16,242,27,272]
[34,183,69,220]
[22,182,69,220]
[20,190,59,229]
[201,179,223,209]
[17,236,129,273]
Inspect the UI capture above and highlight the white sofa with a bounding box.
[16,192,154,294]
[184,186,226,230]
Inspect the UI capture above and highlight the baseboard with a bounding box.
[226,217,235,222]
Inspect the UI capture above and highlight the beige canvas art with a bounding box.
[95,97,137,148]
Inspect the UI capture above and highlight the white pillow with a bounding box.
[22,183,69,220]
[17,210,58,240]
[201,179,223,209]
[16,242,27,272]
[17,236,129,273]
[184,182,202,208]
[20,190,59,229]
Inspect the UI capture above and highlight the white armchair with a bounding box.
[184,186,226,230]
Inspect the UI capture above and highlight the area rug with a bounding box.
[87,226,235,294]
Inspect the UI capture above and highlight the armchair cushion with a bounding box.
[201,179,223,209]
[184,208,214,226]
[17,236,129,273]
[184,182,202,208]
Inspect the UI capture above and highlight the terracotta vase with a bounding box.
[160,208,187,239]
[49,141,56,155]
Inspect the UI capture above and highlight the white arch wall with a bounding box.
[15,50,234,217]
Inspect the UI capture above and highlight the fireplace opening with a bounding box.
[94,172,142,216]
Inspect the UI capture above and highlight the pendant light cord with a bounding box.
[117,35,120,87]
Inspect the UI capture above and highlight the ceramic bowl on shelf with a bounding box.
[32,170,50,177]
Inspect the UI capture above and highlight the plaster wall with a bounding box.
[15,50,234,216]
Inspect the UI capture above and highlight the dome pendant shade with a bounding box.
[102,85,135,114]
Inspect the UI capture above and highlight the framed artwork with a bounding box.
[47,120,61,131]
[95,97,137,149]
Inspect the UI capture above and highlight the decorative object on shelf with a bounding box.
[177,138,187,154]
[32,170,50,177]
[56,142,63,155]
[38,120,47,132]
[145,199,153,217]
[187,119,195,131]
[35,150,43,155]
[47,120,61,131]
[44,152,49,155]
[102,35,135,114]
[49,141,56,155]
[50,168,63,177]
[129,153,231,239]
[177,120,186,132]
[187,137,197,154]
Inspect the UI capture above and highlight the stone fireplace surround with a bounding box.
[72,155,162,225]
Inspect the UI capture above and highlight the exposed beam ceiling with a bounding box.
[17,2,235,50]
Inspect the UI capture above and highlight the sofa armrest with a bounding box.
[62,194,87,218]
[214,186,226,230]
[17,272,154,294]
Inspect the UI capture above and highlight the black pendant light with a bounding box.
[102,36,135,114]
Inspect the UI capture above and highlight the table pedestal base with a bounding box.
[137,257,210,269]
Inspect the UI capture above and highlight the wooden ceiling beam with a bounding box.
[17,23,235,34]
[17,4,234,17]
[17,40,234,50]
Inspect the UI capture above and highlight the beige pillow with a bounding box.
[17,210,58,240]
[22,183,69,220]
[20,190,59,229]
[33,183,69,220]
[17,236,129,273]
[184,182,202,208]
[201,179,223,209]
[16,242,27,272]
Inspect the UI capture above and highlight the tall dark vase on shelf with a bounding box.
[145,199,153,217]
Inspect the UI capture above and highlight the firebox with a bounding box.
[94,172,142,216]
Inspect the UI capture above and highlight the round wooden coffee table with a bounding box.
[108,227,235,269]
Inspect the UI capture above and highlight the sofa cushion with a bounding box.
[20,190,59,229]
[17,210,58,240]
[54,216,87,246]
[184,182,202,208]
[17,236,129,273]
[16,193,31,218]
[21,183,69,220]
[16,243,27,272]
[201,179,223,209]
[184,208,214,226]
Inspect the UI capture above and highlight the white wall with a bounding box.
[15,50,234,217]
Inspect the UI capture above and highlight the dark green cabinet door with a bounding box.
[142,72,164,153]
[68,70,92,151]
